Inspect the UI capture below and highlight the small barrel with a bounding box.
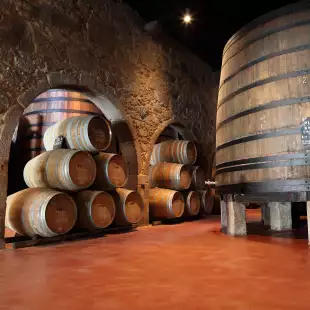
[149,163,191,190]
[93,153,128,190]
[150,140,197,165]
[197,190,214,215]
[183,191,201,217]
[111,188,143,225]
[149,188,184,219]
[6,188,77,237]
[23,89,104,158]
[43,115,112,152]
[24,149,96,191]
[74,191,116,230]
[190,166,205,189]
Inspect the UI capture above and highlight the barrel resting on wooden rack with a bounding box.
[216,1,310,194]
[149,188,185,220]
[6,188,77,237]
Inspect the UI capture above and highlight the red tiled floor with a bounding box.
[1,212,310,310]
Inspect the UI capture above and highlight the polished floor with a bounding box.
[1,210,310,310]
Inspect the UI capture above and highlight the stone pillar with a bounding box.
[227,200,247,236]
[220,200,227,232]
[306,202,310,245]
[137,174,149,226]
[268,202,292,231]
[261,203,270,226]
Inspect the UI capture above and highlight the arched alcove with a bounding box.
[146,118,198,170]
[2,73,142,244]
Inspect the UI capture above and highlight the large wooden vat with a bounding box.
[6,188,77,237]
[24,149,96,191]
[216,2,310,194]
[74,191,116,230]
[111,188,143,225]
[149,163,191,190]
[23,89,104,158]
[149,188,184,219]
[93,153,128,190]
[150,140,197,165]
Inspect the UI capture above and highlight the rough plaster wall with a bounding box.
[0,0,217,177]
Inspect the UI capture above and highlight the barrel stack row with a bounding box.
[6,115,144,238]
[148,140,213,221]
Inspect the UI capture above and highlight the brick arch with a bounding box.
[0,72,142,246]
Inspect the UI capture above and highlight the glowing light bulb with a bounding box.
[183,14,192,24]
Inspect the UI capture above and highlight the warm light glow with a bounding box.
[183,14,192,24]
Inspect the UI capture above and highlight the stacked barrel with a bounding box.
[5,90,143,239]
[149,140,211,221]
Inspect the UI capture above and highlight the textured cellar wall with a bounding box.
[0,0,217,176]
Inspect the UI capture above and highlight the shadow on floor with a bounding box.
[246,220,308,241]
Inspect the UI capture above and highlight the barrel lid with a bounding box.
[45,193,77,235]
[123,191,143,224]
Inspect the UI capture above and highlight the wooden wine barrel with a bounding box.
[183,191,200,217]
[23,89,104,158]
[197,190,214,215]
[93,153,128,190]
[149,188,184,219]
[216,2,310,194]
[149,163,191,190]
[150,140,197,165]
[74,191,116,230]
[43,115,112,153]
[24,149,96,191]
[190,166,205,189]
[111,188,143,225]
[6,188,77,237]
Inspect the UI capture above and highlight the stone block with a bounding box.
[227,201,247,236]
[47,72,79,88]
[138,174,148,185]
[268,202,292,231]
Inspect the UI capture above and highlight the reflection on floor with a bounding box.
[1,210,310,310]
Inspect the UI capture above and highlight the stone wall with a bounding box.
[0,0,218,240]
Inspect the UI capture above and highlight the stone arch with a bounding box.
[1,72,142,246]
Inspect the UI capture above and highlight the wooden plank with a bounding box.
[5,225,137,249]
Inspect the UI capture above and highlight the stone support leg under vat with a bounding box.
[221,195,247,236]
[268,202,292,231]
